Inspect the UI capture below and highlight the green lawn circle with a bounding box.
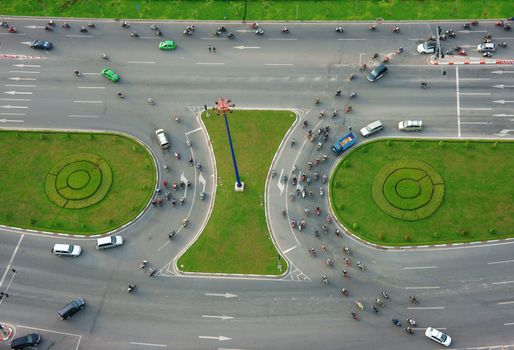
[372,160,444,221]
[46,153,113,209]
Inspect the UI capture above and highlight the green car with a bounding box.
[159,40,176,50]
[101,68,120,82]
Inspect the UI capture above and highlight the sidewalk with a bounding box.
[429,55,514,65]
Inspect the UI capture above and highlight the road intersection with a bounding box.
[0,17,513,350]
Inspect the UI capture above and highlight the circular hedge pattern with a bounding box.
[45,153,112,209]
[372,160,444,221]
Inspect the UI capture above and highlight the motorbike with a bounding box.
[117,92,125,98]
[184,29,192,35]
[47,20,55,26]
[407,318,417,327]
[372,305,380,314]
[45,25,53,31]
[8,26,16,33]
[147,268,156,276]
[457,49,467,56]
[483,52,493,58]
[255,29,264,35]
[200,192,206,200]
[322,275,328,285]
[308,248,316,257]
[102,53,109,60]
[496,20,504,27]
[341,289,349,297]
[369,24,377,31]
[335,26,344,33]
[439,34,447,41]
[281,27,289,33]
[130,31,139,38]
[251,22,259,29]
[505,24,511,31]
[351,312,358,320]
[62,22,71,29]
[463,23,471,30]
[409,296,418,304]
[392,318,402,327]
[392,26,400,33]
[147,97,155,105]
[322,175,327,184]
[121,21,130,28]
[405,327,415,334]
[382,291,389,299]
[326,258,333,267]
[315,207,321,216]
[150,24,159,30]
[127,284,136,293]
[168,231,176,240]
[140,260,148,269]
[499,41,507,48]
[154,30,162,36]
[227,32,234,39]
[471,20,479,25]
[218,26,227,32]
[182,219,188,228]
[290,138,296,147]
[356,261,364,271]
[87,22,95,28]
[80,26,88,33]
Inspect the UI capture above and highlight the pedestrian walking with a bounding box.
[208,44,211,52]
[212,46,216,53]
[348,125,352,131]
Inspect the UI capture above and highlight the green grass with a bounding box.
[330,139,514,246]
[1,0,512,21]
[0,130,155,234]
[178,110,294,274]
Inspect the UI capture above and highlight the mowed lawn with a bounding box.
[178,110,294,274]
[0,131,155,234]
[1,0,511,20]
[330,139,514,246]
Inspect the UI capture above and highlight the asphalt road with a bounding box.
[0,17,513,350]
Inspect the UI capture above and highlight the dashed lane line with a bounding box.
[460,122,491,125]
[283,245,298,254]
[130,342,167,347]
[68,115,100,118]
[196,62,225,65]
[460,107,493,110]
[65,34,94,38]
[498,301,514,305]
[488,259,514,265]
[0,98,31,101]
[5,84,36,87]
[459,92,491,95]
[127,61,156,64]
[403,266,438,270]
[185,127,202,136]
[77,86,105,89]
[405,286,440,289]
[493,280,514,285]
[72,100,103,104]
[407,306,445,310]
[9,70,39,74]
[264,63,294,66]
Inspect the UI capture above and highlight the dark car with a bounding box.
[367,64,387,82]
[58,297,86,320]
[11,333,41,349]
[30,40,53,50]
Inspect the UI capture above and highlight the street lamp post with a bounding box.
[214,98,244,191]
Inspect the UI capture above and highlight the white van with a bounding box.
[96,235,124,250]
[398,120,423,132]
[360,120,384,137]
[155,129,170,149]
[52,244,82,257]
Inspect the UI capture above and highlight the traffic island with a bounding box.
[177,110,294,275]
[0,130,155,234]
[330,139,514,246]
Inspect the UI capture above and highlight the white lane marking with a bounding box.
[198,172,206,192]
[456,66,461,138]
[13,64,39,68]
[498,301,514,305]
[81,72,101,76]
[333,64,350,67]
[494,84,514,89]
[488,259,514,265]
[205,293,238,298]
[196,62,224,65]
[405,286,440,289]
[493,280,514,285]
[505,322,514,326]
[494,100,514,104]
[283,245,298,254]
[8,77,36,81]
[459,92,491,95]
[495,129,514,137]
[127,61,156,64]
[460,78,490,81]
[277,169,284,194]
[0,105,28,109]
[180,173,189,199]
[268,38,298,41]
[0,118,24,122]
[65,34,94,38]
[0,113,25,116]
[139,36,160,39]
[4,90,32,95]
[403,266,438,270]
[9,70,39,74]
[460,107,492,110]
[492,70,514,74]
[460,122,490,125]
[233,45,260,50]
[185,127,202,136]
[72,100,103,104]
[199,336,231,342]
[264,63,293,66]
[337,38,366,41]
[129,342,167,347]
[77,86,105,89]
[24,25,46,29]
[0,32,26,36]
[218,348,250,350]
[407,306,445,310]
[200,37,228,40]
[235,29,254,33]
[5,84,36,87]
[0,234,23,290]
[17,324,82,350]
[68,115,100,118]
[201,314,234,320]
[0,98,30,101]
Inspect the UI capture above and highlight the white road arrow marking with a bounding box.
[491,70,514,75]
[233,45,261,50]
[495,129,514,137]
[180,172,188,198]
[201,315,234,320]
[198,172,206,192]
[24,25,45,29]
[4,91,32,95]
[0,118,24,123]
[12,64,40,68]
[493,84,514,89]
[8,77,36,81]
[205,292,238,298]
[0,98,30,102]
[199,336,231,342]
[0,105,28,109]
[277,169,284,195]
[493,100,514,104]
[493,114,514,117]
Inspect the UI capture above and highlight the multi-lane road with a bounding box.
[0,17,513,350]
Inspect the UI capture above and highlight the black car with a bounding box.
[11,333,41,349]
[58,297,86,320]
[30,40,53,50]
[367,64,388,82]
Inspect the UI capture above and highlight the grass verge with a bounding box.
[0,130,155,234]
[1,0,512,21]
[178,110,294,274]
[330,139,514,246]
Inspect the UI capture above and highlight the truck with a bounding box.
[331,131,358,155]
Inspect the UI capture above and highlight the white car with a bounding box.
[477,43,495,52]
[96,235,124,250]
[417,42,437,54]
[155,129,170,149]
[398,120,423,132]
[425,327,452,347]
[52,244,82,257]
[360,120,384,137]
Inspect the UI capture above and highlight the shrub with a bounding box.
[489,228,496,234]
[378,233,385,240]
[386,140,392,147]
[30,218,36,224]
[491,142,497,149]
[433,232,440,238]
[404,234,411,241]
[338,204,344,210]
[460,229,468,236]
[352,223,359,229]
[411,140,417,147]
[438,140,444,147]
